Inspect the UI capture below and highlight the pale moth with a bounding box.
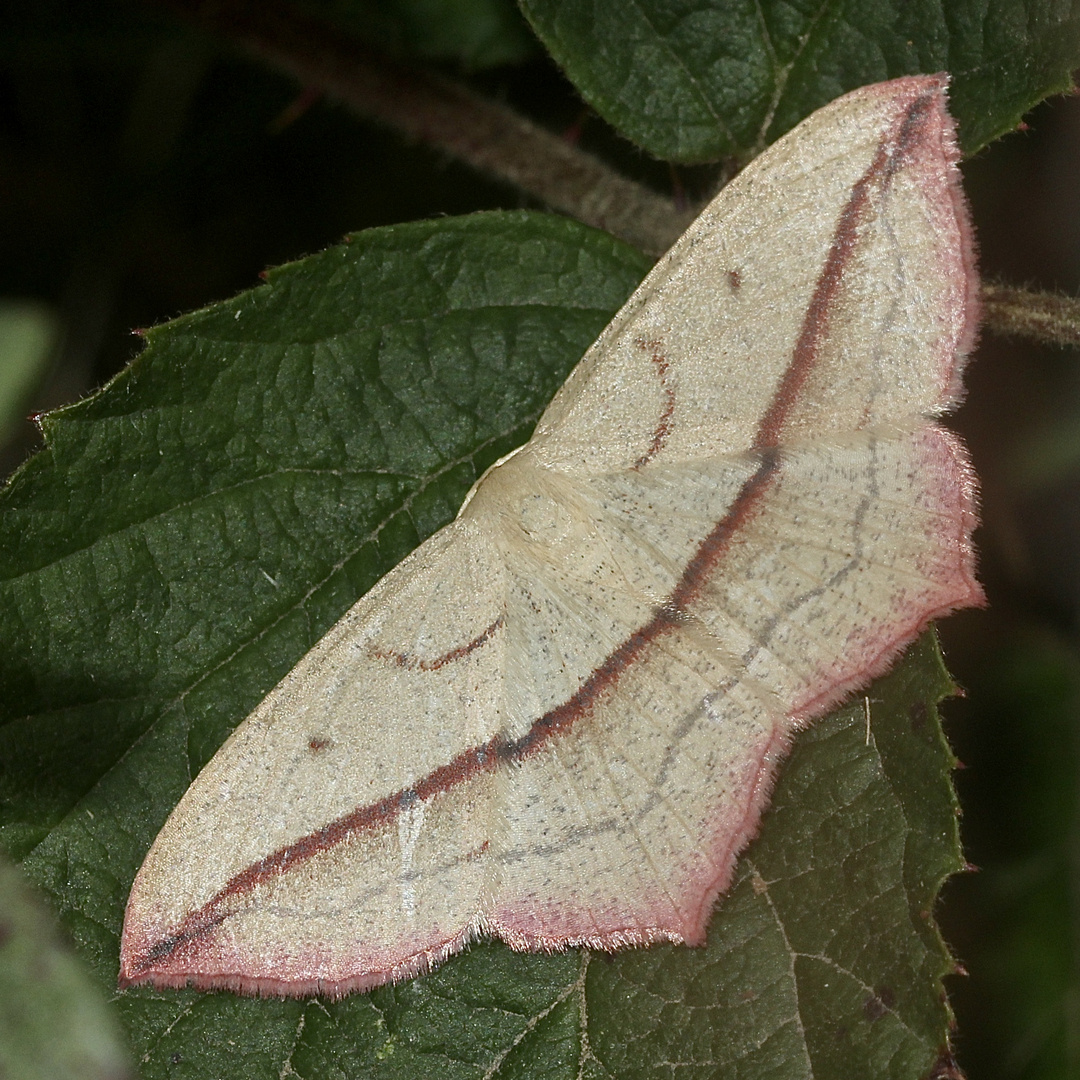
[120,74,982,998]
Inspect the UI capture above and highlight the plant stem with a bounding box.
[982,284,1080,348]
[139,0,693,255]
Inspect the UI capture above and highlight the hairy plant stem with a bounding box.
[981,284,1080,348]
[140,0,693,255]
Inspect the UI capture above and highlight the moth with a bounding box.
[120,74,982,999]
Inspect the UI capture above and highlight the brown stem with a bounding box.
[982,283,1080,348]
[138,0,693,254]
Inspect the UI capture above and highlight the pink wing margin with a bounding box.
[119,74,983,998]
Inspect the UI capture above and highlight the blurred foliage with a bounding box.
[0,300,58,443]
[942,629,1080,1080]
[0,854,133,1080]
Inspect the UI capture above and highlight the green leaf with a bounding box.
[519,0,1080,161]
[0,852,133,1080]
[0,210,650,861]
[0,210,964,1078]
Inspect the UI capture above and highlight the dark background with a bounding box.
[0,4,1077,1078]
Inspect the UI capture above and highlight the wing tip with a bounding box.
[840,73,981,411]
